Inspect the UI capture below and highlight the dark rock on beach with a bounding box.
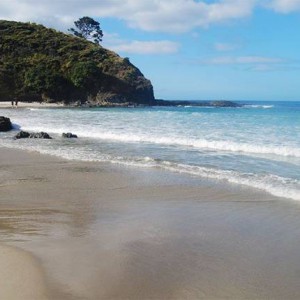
[0,116,12,132]
[15,131,52,139]
[62,132,78,138]
[15,131,30,139]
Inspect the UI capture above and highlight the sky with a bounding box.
[1,0,300,101]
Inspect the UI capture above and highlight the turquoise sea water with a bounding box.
[0,101,299,200]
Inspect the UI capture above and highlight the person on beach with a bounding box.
[11,100,18,107]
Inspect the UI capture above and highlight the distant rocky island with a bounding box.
[154,100,242,107]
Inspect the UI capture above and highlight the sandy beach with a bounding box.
[1,147,300,299]
[0,101,64,109]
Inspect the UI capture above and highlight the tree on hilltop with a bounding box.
[68,16,103,44]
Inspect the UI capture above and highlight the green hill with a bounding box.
[0,20,155,105]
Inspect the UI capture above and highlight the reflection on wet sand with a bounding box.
[1,148,300,299]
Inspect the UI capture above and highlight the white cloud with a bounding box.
[266,0,300,13]
[214,42,240,51]
[194,55,289,72]
[103,32,180,55]
[0,0,300,34]
[200,56,285,64]
[107,40,180,54]
[0,0,257,33]
[102,32,124,45]
[122,0,256,33]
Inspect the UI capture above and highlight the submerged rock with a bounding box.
[209,101,241,107]
[0,116,12,132]
[62,132,78,138]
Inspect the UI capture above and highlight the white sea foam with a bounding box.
[108,157,300,201]
[26,108,54,111]
[159,162,300,201]
[1,139,299,201]
[244,105,274,109]
[18,126,300,158]
[96,158,300,201]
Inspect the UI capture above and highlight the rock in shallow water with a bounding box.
[14,131,52,139]
[29,132,52,139]
[62,132,78,138]
[0,116,12,132]
[15,131,30,139]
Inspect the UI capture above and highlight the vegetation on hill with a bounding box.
[0,20,155,105]
[68,16,103,45]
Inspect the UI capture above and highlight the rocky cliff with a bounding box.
[0,20,155,105]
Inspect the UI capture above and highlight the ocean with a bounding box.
[0,101,299,201]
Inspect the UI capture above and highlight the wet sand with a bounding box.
[0,245,48,300]
[1,147,300,299]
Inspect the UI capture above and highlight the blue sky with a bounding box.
[1,0,300,100]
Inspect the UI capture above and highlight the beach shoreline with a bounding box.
[1,146,300,299]
[0,101,64,109]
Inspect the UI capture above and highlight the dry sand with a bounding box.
[1,147,300,299]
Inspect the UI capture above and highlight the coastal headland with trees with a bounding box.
[0,18,240,108]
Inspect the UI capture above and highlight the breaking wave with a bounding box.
[15,125,300,158]
[1,139,299,201]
